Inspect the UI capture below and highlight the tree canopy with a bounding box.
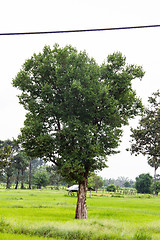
[135,173,153,194]
[0,140,14,170]
[88,173,103,191]
[129,90,160,158]
[129,90,160,194]
[13,44,144,218]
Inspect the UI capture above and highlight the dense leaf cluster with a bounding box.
[135,173,153,194]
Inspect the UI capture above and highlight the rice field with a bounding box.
[0,189,160,239]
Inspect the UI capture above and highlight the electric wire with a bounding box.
[0,24,160,36]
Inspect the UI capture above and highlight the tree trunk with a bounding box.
[6,175,10,189]
[28,159,32,189]
[21,169,24,189]
[15,169,20,189]
[154,166,157,195]
[75,174,88,219]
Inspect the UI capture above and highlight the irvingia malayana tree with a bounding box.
[13,44,144,218]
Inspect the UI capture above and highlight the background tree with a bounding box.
[151,181,160,195]
[27,158,46,189]
[135,173,153,194]
[19,152,30,189]
[32,167,49,189]
[13,153,21,189]
[13,151,29,189]
[103,177,135,188]
[129,90,160,194]
[123,181,131,188]
[46,165,64,189]
[0,140,16,188]
[0,140,12,170]
[13,44,144,219]
[28,158,32,189]
[4,162,14,189]
[27,158,45,189]
[88,173,103,192]
[148,156,160,195]
[106,184,116,192]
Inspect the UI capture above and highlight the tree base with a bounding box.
[75,178,88,219]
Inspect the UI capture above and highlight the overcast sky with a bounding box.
[0,0,160,180]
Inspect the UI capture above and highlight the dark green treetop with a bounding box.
[135,173,153,194]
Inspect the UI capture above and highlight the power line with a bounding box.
[1,24,160,36]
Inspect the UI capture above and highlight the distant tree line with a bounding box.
[0,139,65,189]
[103,176,135,189]
[0,140,159,194]
[0,140,104,190]
[104,174,160,195]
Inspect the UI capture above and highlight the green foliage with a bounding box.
[129,91,160,196]
[151,181,160,195]
[135,173,153,194]
[33,167,49,189]
[103,177,135,188]
[0,140,12,169]
[46,165,65,189]
[0,140,31,189]
[124,181,131,188]
[106,184,116,192]
[13,44,144,185]
[0,140,17,188]
[88,173,103,190]
[129,90,160,164]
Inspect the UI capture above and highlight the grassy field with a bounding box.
[0,189,160,239]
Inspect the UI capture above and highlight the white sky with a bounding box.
[0,0,160,180]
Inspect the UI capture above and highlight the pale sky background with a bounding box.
[0,0,160,180]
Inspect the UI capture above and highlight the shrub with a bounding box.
[106,184,116,192]
[33,168,49,189]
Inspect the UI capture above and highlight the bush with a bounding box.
[106,184,116,192]
[33,168,49,189]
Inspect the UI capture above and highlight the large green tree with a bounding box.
[135,173,153,194]
[13,44,144,219]
[129,90,160,194]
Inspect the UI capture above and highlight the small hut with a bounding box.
[66,185,94,197]
[66,185,79,196]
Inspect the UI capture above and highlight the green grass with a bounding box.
[0,232,56,240]
[0,189,160,239]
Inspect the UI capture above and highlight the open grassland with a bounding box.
[0,189,160,239]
